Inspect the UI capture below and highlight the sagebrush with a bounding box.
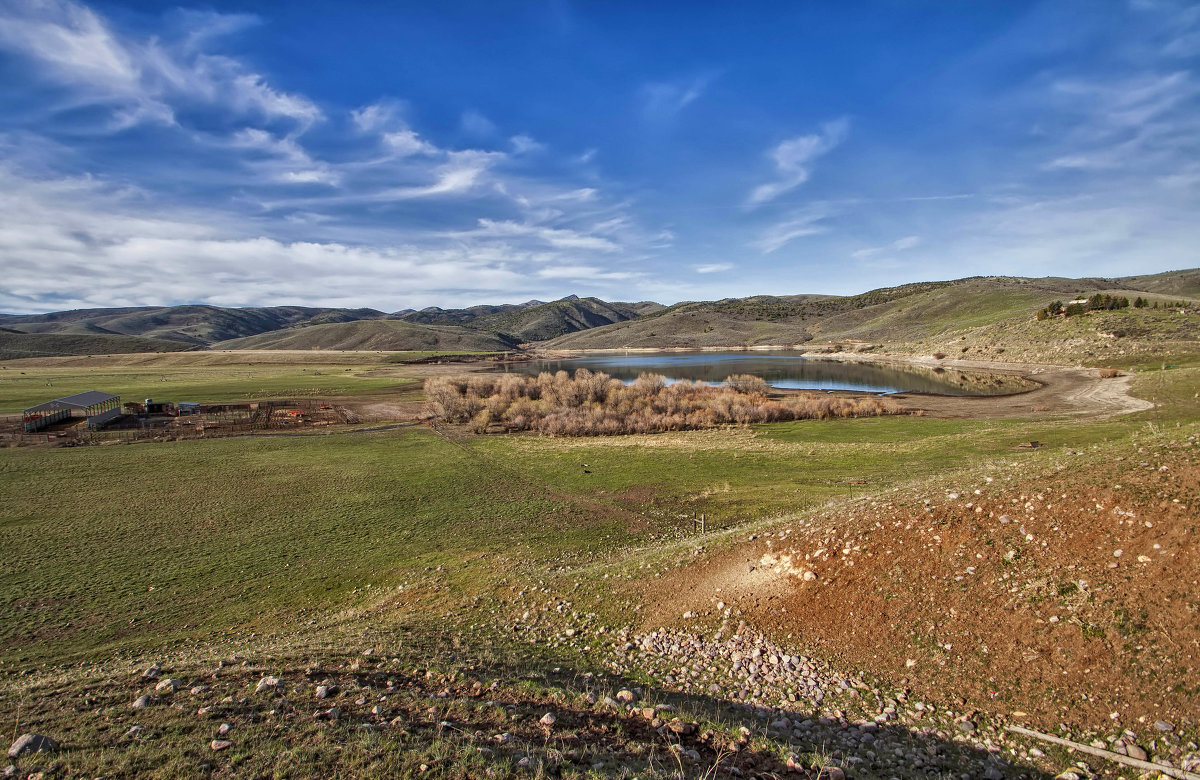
[424,369,901,435]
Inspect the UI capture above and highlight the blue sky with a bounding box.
[1,0,1197,313]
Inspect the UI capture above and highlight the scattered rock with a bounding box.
[615,689,637,704]
[131,695,152,710]
[255,675,281,694]
[140,664,161,681]
[155,678,182,692]
[210,739,232,752]
[1154,720,1174,732]
[539,713,556,726]
[7,734,58,759]
[217,723,232,737]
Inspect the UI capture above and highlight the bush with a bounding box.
[423,370,902,436]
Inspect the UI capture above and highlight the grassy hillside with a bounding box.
[397,299,546,325]
[213,319,519,352]
[401,296,663,342]
[0,329,193,360]
[545,271,1199,355]
[1116,267,1200,297]
[473,296,662,342]
[0,305,387,346]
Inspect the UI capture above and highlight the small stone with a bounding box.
[8,734,58,759]
[140,664,161,681]
[155,678,182,692]
[1127,744,1148,760]
[668,719,696,735]
[190,685,209,695]
[957,720,976,734]
[210,739,232,752]
[615,689,637,704]
[539,712,556,726]
[217,723,232,737]
[131,695,152,710]
[1154,720,1174,733]
[125,725,142,739]
[255,675,281,694]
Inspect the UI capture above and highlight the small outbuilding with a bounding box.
[22,390,122,433]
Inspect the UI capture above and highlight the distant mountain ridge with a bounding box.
[0,296,665,355]
[0,305,389,346]
[2,269,1195,358]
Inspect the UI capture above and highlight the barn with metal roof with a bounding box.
[23,390,122,433]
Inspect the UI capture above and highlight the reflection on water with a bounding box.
[497,352,1033,397]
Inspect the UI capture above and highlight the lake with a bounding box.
[497,351,1033,397]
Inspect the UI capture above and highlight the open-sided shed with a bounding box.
[23,390,122,432]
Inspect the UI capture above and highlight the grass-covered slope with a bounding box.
[0,328,194,360]
[402,296,663,342]
[0,305,388,346]
[544,271,1199,352]
[213,318,519,352]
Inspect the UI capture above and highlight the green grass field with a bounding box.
[0,384,1159,666]
[0,351,1197,779]
[0,351,479,413]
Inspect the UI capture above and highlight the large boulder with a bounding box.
[8,734,58,759]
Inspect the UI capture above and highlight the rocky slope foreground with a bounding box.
[4,427,1196,779]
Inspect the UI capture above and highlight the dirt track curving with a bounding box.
[810,355,1156,420]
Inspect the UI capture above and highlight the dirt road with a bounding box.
[796,353,1155,419]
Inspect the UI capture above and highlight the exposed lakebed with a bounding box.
[498,351,1035,396]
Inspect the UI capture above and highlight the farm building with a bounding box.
[22,390,122,433]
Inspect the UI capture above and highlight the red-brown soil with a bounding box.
[642,430,1199,740]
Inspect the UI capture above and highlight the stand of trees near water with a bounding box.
[424,369,901,436]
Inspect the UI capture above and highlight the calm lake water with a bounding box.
[498,352,1033,397]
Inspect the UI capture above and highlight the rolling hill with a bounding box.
[0,329,194,361]
[3,270,1195,359]
[212,319,519,352]
[399,295,663,342]
[0,305,388,346]
[544,271,1200,350]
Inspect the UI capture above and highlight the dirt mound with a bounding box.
[644,428,1199,746]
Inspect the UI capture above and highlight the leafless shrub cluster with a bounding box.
[424,369,901,436]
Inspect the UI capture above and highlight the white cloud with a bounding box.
[0,0,321,130]
[467,219,620,252]
[352,100,403,132]
[747,118,849,207]
[694,263,732,274]
[383,128,437,157]
[751,209,829,254]
[852,235,921,259]
[461,109,497,137]
[510,134,545,155]
[0,164,654,312]
[639,74,714,122]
